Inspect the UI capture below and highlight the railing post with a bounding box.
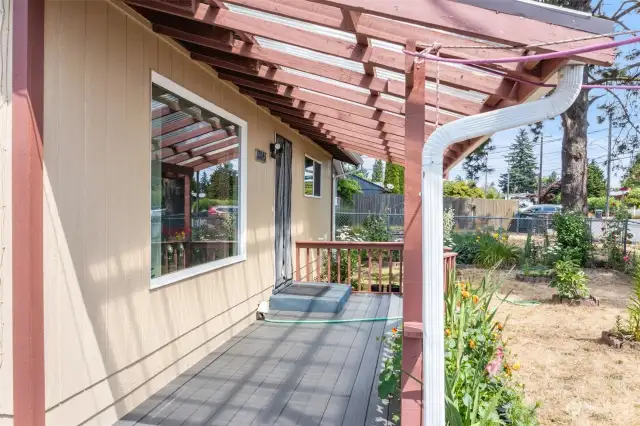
[296,244,301,281]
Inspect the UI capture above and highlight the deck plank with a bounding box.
[340,295,391,426]
[365,294,402,425]
[116,294,394,426]
[118,323,261,426]
[260,296,376,426]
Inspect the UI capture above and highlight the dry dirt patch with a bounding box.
[458,268,640,425]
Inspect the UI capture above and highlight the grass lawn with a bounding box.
[459,267,640,425]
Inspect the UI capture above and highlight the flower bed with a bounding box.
[378,270,539,425]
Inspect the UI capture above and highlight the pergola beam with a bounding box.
[224,0,532,75]
[195,52,486,117]
[254,98,407,137]
[263,104,405,142]
[128,1,510,96]
[302,0,614,65]
[216,71,448,126]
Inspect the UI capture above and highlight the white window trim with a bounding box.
[150,71,248,290]
[304,155,322,199]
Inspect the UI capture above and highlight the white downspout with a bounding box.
[421,64,584,425]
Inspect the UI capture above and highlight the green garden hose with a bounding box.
[496,294,541,306]
[262,316,403,324]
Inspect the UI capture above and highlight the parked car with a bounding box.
[511,204,562,233]
[208,205,238,217]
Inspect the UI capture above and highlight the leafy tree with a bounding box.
[207,163,238,201]
[462,138,495,182]
[383,162,404,194]
[354,169,369,180]
[485,186,501,199]
[622,154,640,188]
[542,171,559,186]
[587,160,606,197]
[337,177,362,205]
[498,129,537,194]
[371,159,384,182]
[443,180,485,198]
[625,188,640,208]
[537,0,640,213]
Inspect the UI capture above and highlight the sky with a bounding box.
[361,3,640,191]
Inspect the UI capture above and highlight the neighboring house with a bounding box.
[351,175,391,195]
[3,1,614,425]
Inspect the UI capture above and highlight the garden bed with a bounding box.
[456,268,640,425]
[551,294,600,306]
[601,330,640,350]
[515,273,553,284]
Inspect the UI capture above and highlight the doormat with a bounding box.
[281,284,331,298]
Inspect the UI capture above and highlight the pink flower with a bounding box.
[624,255,630,262]
[485,347,504,377]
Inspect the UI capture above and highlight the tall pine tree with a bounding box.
[383,162,404,194]
[462,138,495,182]
[586,161,606,197]
[498,129,537,194]
[371,159,384,182]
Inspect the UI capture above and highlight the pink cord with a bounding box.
[403,35,640,65]
[475,66,640,90]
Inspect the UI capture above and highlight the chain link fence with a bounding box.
[453,215,640,245]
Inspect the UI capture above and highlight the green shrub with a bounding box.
[587,196,606,212]
[550,259,589,299]
[362,215,391,242]
[475,237,521,268]
[452,232,481,264]
[444,207,455,247]
[552,212,592,266]
[625,188,640,208]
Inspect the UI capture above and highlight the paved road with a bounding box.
[589,219,640,243]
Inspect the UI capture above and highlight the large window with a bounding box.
[304,156,322,197]
[150,72,246,287]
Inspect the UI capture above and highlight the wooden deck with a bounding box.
[116,293,402,426]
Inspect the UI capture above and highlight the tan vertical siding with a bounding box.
[42,1,334,424]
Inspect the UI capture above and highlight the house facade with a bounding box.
[3,0,616,424]
[2,1,355,424]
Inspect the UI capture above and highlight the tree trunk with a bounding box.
[561,68,590,214]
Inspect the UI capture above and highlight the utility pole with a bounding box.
[605,113,613,218]
[506,169,510,200]
[484,156,488,195]
[537,133,544,203]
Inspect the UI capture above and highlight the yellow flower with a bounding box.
[445,328,451,337]
[461,290,470,299]
[512,361,521,371]
[492,332,499,340]
[472,295,479,304]
[468,339,476,349]
[505,364,512,376]
[392,327,398,334]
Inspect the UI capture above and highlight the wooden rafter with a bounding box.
[195,52,488,117]
[127,0,615,169]
[129,1,510,96]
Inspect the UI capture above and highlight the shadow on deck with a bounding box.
[116,293,402,426]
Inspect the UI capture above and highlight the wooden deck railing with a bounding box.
[295,241,457,294]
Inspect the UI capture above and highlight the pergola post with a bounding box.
[12,0,46,424]
[401,40,426,425]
